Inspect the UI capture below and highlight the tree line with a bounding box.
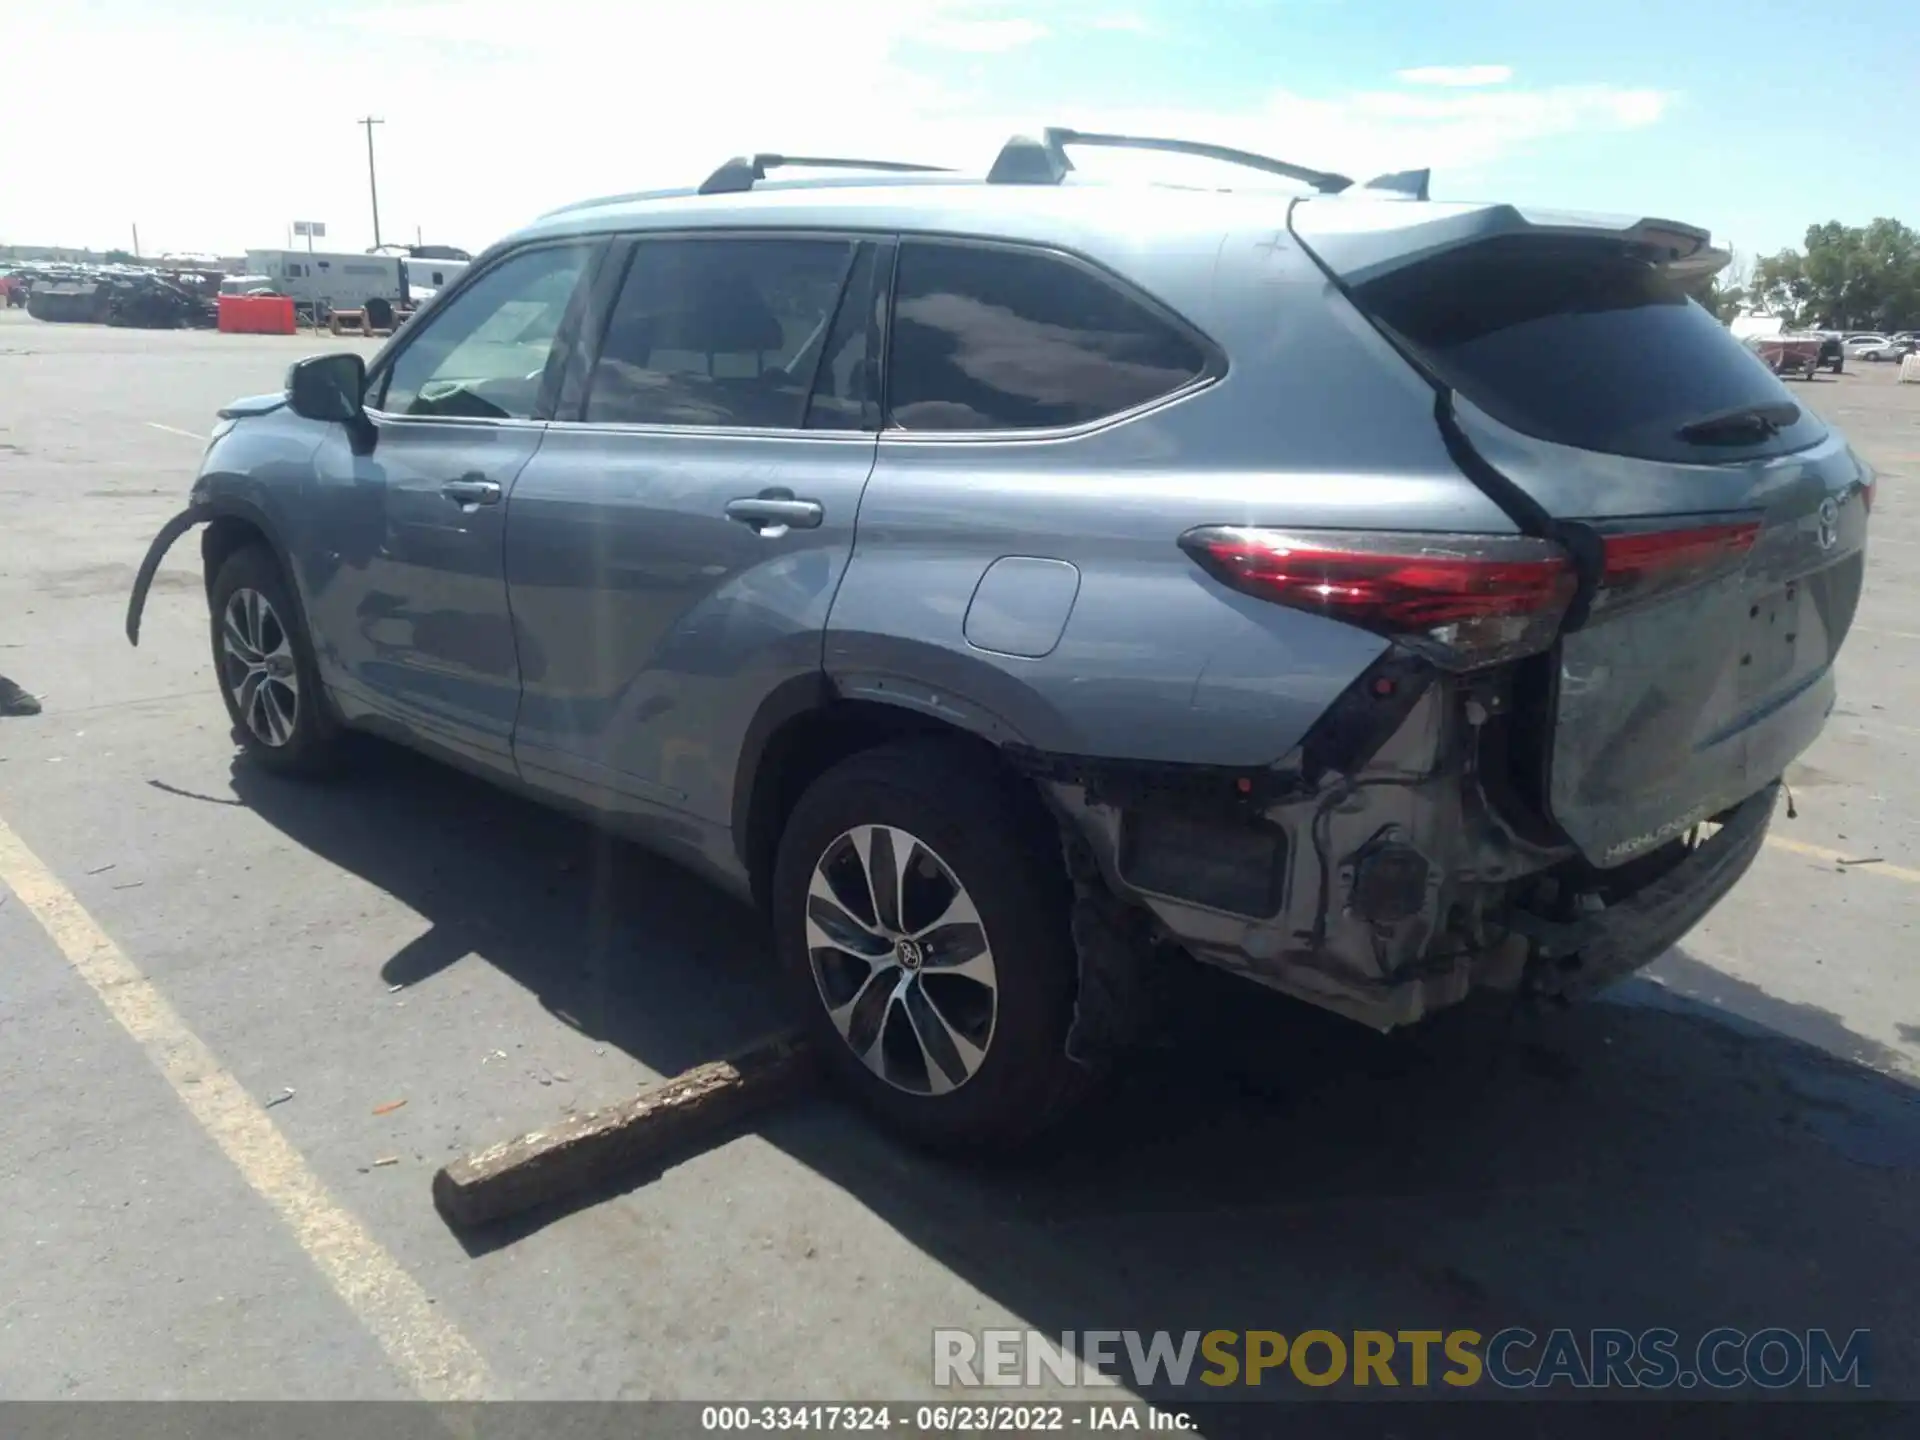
[1702,218,1920,331]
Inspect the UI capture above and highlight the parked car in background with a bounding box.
[1845,334,1914,362]
[219,274,278,297]
[1815,333,1845,373]
[124,132,1874,1147]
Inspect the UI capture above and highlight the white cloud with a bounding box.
[915,17,1051,51]
[0,4,1670,256]
[1397,64,1515,88]
[1092,14,1155,33]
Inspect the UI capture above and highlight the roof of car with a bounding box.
[513,172,1312,251]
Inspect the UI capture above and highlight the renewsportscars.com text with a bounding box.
[933,1327,1871,1391]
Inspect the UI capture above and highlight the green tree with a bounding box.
[1752,220,1920,329]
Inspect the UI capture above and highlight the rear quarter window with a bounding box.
[1355,236,1829,464]
[885,241,1210,432]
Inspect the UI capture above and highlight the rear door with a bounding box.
[503,231,886,826]
[1292,202,1873,866]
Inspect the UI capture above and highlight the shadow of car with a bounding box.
[222,737,1920,1405]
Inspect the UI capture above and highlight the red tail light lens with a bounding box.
[1180,527,1576,670]
[1592,520,1760,615]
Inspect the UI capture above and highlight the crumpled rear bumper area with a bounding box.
[1532,782,1778,1002]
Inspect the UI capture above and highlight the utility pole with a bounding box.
[358,116,385,250]
[131,223,140,258]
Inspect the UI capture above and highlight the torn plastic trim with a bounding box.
[217,392,287,421]
[1005,649,1440,817]
[1006,746,1307,820]
[1054,817,1163,1068]
[1293,648,1437,785]
[125,502,213,646]
[1520,784,1776,1002]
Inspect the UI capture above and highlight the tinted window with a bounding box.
[586,237,856,429]
[1355,236,1828,463]
[886,243,1209,432]
[379,243,591,421]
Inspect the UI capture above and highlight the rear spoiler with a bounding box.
[1289,201,1723,287]
[1661,242,1734,285]
[1361,169,1430,201]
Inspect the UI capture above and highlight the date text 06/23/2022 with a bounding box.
[701,1404,1192,1431]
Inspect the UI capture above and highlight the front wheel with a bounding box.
[772,739,1089,1151]
[208,545,340,775]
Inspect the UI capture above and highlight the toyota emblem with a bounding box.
[1816,497,1840,550]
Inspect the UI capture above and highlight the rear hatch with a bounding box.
[1291,201,1873,867]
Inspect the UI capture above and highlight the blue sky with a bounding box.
[3,0,1913,265]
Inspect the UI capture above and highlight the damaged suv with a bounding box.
[127,130,1872,1148]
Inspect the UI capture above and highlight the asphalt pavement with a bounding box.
[1,308,1917,1406]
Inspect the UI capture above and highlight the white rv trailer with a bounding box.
[243,249,405,313]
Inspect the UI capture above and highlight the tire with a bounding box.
[207,544,340,776]
[772,738,1089,1151]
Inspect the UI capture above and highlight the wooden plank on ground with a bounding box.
[431,1032,816,1227]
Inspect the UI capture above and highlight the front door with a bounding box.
[310,240,597,770]
[505,234,887,825]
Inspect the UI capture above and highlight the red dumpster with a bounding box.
[217,295,296,336]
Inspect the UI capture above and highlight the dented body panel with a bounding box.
[1453,396,1868,868]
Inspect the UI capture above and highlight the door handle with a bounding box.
[441,477,501,508]
[726,491,823,533]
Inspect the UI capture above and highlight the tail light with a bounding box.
[1590,520,1760,616]
[1180,527,1576,671]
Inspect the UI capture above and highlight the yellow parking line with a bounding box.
[1766,834,1920,885]
[0,813,499,1400]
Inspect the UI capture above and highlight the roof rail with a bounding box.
[988,127,1354,194]
[539,186,697,220]
[698,154,953,195]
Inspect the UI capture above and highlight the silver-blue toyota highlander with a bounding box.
[127,130,1872,1148]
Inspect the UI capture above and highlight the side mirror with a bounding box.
[286,353,367,423]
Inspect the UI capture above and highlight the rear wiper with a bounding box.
[1676,402,1801,445]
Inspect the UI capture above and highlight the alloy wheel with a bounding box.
[804,824,999,1095]
[221,587,300,748]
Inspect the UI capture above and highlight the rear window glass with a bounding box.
[886,242,1210,432]
[1355,236,1828,463]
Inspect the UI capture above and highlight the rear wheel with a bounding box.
[208,545,339,775]
[772,739,1088,1150]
